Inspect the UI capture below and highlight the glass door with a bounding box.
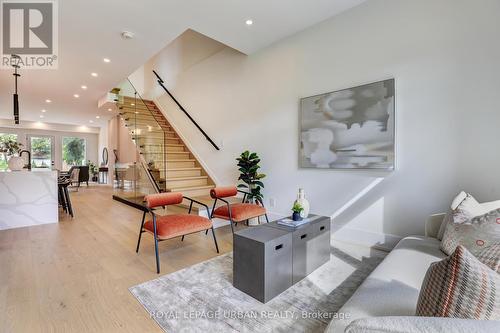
[27,135,55,169]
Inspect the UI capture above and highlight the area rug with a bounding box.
[129,245,385,333]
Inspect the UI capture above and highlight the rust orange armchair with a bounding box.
[136,192,219,273]
[209,186,269,233]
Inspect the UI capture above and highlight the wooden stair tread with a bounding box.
[168,185,214,191]
[167,167,201,171]
[166,176,208,181]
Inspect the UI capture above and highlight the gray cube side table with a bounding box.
[233,226,293,303]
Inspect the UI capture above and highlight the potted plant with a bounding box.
[291,202,304,221]
[236,150,266,225]
[0,140,24,171]
[87,160,98,182]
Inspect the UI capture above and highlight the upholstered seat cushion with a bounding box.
[212,203,266,222]
[144,214,212,240]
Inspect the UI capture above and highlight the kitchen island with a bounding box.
[0,169,58,230]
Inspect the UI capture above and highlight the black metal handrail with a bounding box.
[153,70,220,151]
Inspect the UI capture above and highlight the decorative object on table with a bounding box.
[87,160,98,182]
[0,139,24,171]
[291,202,304,221]
[416,245,500,320]
[294,188,310,218]
[236,150,266,226]
[277,215,322,228]
[300,78,395,170]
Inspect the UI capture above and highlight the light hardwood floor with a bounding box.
[0,185,236,332]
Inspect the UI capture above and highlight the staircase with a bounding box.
[117,96,215,198]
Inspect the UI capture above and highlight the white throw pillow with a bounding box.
[452,193,487,224]
[437,191,471,240]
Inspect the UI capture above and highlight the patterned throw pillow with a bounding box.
[476,243,500,273]
[416,245,500,319]
[440,208,500,256]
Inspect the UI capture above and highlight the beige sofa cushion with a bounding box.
[326,236,446,333]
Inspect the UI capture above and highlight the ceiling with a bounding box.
[0,0,366,128]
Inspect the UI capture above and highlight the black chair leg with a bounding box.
[181,235,184,241]
[265,214,269,223]
[211,227,219,253]
[152,215,160,274]
[229,220,235,233]
[58,186,67,213]
[136,211,146,253]
[205,229,209,235]
[64,186,73,218]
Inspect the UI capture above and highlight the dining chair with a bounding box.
[136,192,219,273]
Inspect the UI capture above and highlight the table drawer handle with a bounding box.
[275,244,283,251]
[320,226,325,231]
[301,234,307,239]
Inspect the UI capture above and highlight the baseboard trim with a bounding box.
[332,226,402,251]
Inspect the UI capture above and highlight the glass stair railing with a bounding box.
[111,76,216,207]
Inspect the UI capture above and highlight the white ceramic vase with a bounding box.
[8,155,25,171]
[295,188,310,218]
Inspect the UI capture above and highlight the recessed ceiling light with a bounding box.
[89,120,94,123]
[39,115,44,118]
[74,94,80,98]
[131,103,135,106]
[45,99,51,103]
[41,109,46,113]
[107,108,112,111]
[135,111,139,114]
[81,85,87,90]
[103,58,111,63]
[96,116,100,119]
[91,72,98,77]
[245,19,253,26]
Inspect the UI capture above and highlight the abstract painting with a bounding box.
[300,79,395,170]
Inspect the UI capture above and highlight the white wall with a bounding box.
[131,0,500,248]
[0,122,99,170]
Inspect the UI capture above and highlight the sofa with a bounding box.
[326,200,500,333]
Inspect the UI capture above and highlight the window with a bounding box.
[0,133,19,170]
[62,137,86,170]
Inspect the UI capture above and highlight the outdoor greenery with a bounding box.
[236,150,266,205]
[30,137,51,158]
[63,137,85,166]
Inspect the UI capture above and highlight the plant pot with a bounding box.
[292,212,303,221]
[8,155,24,171]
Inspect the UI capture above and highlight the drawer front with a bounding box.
[264,234,292,302]
[309,218,331,272]
[291,223,315,284]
